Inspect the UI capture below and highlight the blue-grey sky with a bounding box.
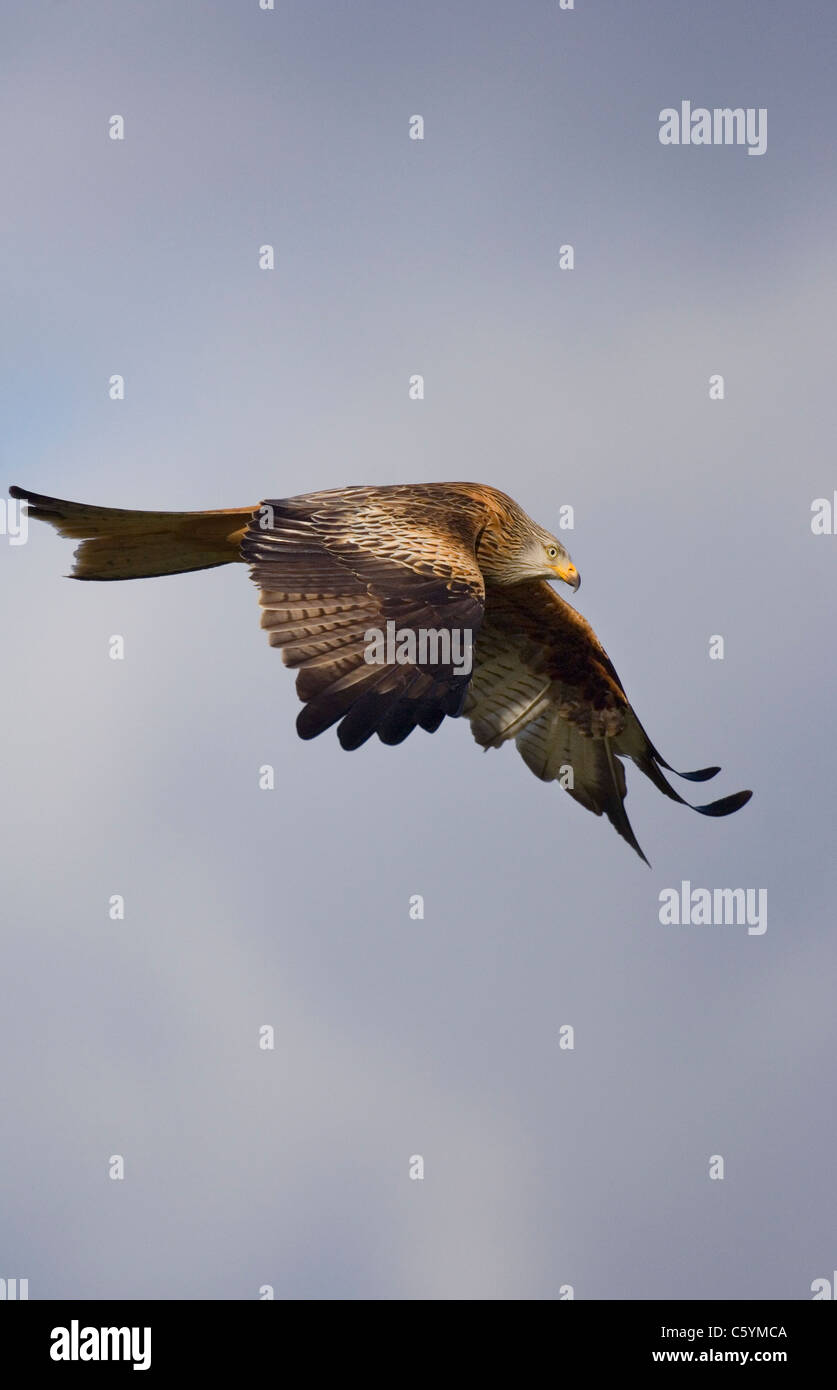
[2,0,836,1299]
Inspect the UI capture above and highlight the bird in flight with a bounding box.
[9,481,751,862]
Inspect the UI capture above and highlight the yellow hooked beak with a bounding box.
[551,559,581,591]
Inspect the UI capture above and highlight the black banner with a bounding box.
[1,1300,832,1374]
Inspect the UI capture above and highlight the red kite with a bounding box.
[10,481,751,862]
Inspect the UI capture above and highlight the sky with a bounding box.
[2,0,836,1300]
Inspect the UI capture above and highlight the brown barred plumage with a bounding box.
[9,480,751,861]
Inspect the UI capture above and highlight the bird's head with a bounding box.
[475,493,581,590]
[483,527,581,589]
[510,526,580,590]
[538,535,580,590]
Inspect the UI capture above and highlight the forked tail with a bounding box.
[9,485,255,580]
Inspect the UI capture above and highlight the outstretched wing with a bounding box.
[465,579,751,863]
[242,490,486,749]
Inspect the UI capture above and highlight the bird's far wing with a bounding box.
[241,491,486,749]
[465,579,752,863]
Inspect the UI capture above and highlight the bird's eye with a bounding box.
[547,546,558,559]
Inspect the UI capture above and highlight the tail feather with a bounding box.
[10,485,255,580]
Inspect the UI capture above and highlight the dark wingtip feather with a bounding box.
[653,751,721,783]
[418,708,446,734]
[296,701,342,741]
[376,703,421,745]
[673,764,721,783]
[633,839,651,868]
[638,725,722,782]
[601,741,651,865]
[636,753,753,820]
[693,789,753,818]
[604,808,651,866]
[337,721,377,751]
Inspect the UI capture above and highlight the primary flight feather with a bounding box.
[9,480,751,862]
